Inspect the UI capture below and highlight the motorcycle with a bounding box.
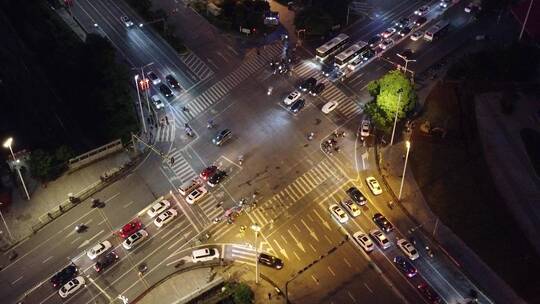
[307,132,315,141]
[267,87,273,95]
[207,120,215,129]
[425,246,434,258]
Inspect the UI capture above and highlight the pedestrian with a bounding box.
[268,292,272,300]
[165,116,169,125]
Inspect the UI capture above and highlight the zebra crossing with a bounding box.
[293,62,363,119]
[179,51,214,81]
[226,243,275,266]
[155,122,175,142]
[166,148,224,221]
[170,42,284,123]
[246,158,346,228]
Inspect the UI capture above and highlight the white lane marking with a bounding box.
[71,236,82,244]
[309,243,317,253]
[348,291,358,302]
[123,201,134,208]
[328,266,336,276]
[343,257,352,268]
[311,275,320,285]
[364,282,373,293]
[42,256,53,264]
[77,230,105,249]
[105,193,121,202]
[11,276,23,285]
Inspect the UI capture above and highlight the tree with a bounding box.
[364,70,416,133]
[231,282,253,304]
[29,149,55,182]
[294,7,333,37]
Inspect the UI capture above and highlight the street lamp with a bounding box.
[396,53,416,80]
[132,63,155,129]
[390,89,403,146]
[3,137,30,201]
[251,223,261,284]
[134,75,147,133]
[398,140,411,201]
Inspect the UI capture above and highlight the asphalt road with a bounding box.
[0,0,500,303]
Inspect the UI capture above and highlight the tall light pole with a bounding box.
[134,75,147,133]
[396,53,416,81]
[251,223,261,284]
[398,140,411,200]
[3,138,30,201]
[132,63,155,128]
[390,89,403,146]
[519,0,534,41]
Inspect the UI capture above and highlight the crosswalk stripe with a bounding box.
[295,178,310,193]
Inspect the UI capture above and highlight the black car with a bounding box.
[321,64,337,77]
[159,84,173,97]
[212,129,232,146]
[94,251,119,272]
[399,49,414,59]
[207,170,227,187]
[50,265,78,288]
[165,75,180,89]
[346,187,367,205]
[373,213,393,233]
[258,253,283,269]
[394,17,410,28]
[368,34,382,48]
[361,49,375,61]
[398,26,412,37]
[414,16,427,27]
[393,256,417,277]
[298,77,317,92]
[309,83,325,96]
[290,99,305,113]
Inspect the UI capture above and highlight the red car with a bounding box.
[417,282,441,303]
[200,166,217,181]
[119,219,142,239]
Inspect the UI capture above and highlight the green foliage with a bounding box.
[29,150,55,181]
[364,70,416,133]
[217,0,270,31]
[229,282,254,304]
[366,80,380,97]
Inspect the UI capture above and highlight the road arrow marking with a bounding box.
[287,230,305,252]
[78,229,104,249]
[301,219,319,241]
[313,209,331,231]
[273,239,289,260]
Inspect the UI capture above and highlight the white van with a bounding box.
[192,248,220,263]
[178,180,199,196]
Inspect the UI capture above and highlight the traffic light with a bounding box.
[139,78,150,91]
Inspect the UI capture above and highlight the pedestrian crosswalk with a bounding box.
[246,158,346,228]
[293,61,363,119]
[166,148,224,221]
[226,243,275,266]
[170,42,284,124]
[155,122,175,142]
[179,51,214,81]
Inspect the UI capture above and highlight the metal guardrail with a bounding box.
[68,139,123,172]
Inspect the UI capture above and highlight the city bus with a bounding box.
[424,20,450,41]
[334,41,368,69]
[315,33,350,62]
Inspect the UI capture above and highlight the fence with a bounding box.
[68,139,123,172]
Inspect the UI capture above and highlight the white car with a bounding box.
[86,241,112,260]
[379,39,394,50]
[59,276,85,298]
[341,200,361,217]
[120,16,134,27]
[151,95,165,110]
[322,100,338,114]
[397,239,420,260]
[284,90,301,105]
[360,120,370,137]
[192,247,220,263]
[154,208,178,228]
[147,71,161,85]
[353,231,374,252]
[329,204,349,223]
[186,187,208,205]
[366,176,383,195]
[414,5,430,15]
[440,0,452,8]
[122,229,148,250]
[370,229,391,250]
[147,199,171,218]
[381,27,397,38]
[410,31,423,41]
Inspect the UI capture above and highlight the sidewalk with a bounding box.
[375,83,525,304]
[136,262,284,304]
[1,152,131,246]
